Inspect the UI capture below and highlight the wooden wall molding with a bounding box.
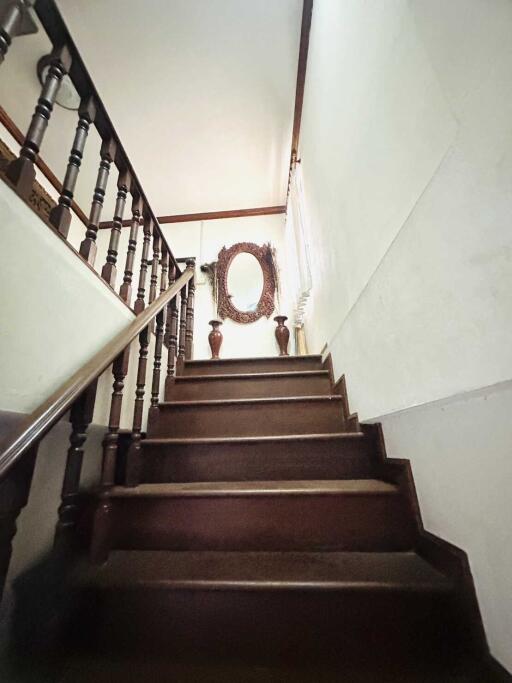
[99,205,287,230]
[0,105,88,226]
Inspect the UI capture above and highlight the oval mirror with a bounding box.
[227,252,264,313]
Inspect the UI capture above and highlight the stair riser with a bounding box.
[148,400,345,438]
[182,357,323,376]
[100,493,415,552]
[141,440,377,482]
[77,588,462,665]
[167,374,332,401]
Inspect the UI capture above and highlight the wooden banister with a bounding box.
[31,0,178,273]
[0,265,194,481]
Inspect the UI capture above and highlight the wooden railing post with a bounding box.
[164,264,178,397]
[48,96,96,238]
[55,380,97,549]
[176,282,188,374]
[119,194,143,305]
[101,169,131,288]
[148,230,161,306]
[79,137,117,265]
[149,308,165,423]
[133,216,152,314]
[100,348,130,488]
[185,258,196,360]
[125,326,149,486]
[6,45,72,196]
[0,444,37,601]
[0,1,37,65]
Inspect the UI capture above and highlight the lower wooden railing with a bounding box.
[0,263,195,600]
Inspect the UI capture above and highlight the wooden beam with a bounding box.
[288,0,313,190]
[0,105,89,226]
[99,205,287,229]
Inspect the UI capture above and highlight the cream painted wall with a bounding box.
[0,183,134,413]
[161,214,292,359]
[299,0,512,671]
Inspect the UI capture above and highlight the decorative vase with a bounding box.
[274,315,290,356]
[208,320,223,359]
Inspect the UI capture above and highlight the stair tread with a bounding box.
[175,370,330,381]
[107,479,397,497]
[159,395,343,407]
[142,432,366,445]
[76,550,451,592]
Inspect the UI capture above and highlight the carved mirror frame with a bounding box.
[217,242,275,324]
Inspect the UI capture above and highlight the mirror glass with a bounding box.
[227,252,264,312]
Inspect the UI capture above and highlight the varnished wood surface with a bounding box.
[0,266,193,480]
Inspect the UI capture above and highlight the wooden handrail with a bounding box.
[32,0,179,273]
[0,265,194,481]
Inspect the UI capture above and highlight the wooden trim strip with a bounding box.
[99,205,287,229]
[0,105,89,226]
[0,265,194,481]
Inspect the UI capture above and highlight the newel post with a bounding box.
[0,1,37,65]
[6,45,72,196]
[49,96,96,238]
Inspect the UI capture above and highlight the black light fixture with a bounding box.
[37,53,80,110]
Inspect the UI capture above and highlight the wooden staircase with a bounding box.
[54,353,499,681]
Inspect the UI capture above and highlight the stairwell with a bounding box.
[51,354,500,681]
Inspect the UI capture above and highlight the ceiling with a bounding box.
[0,0,303,217]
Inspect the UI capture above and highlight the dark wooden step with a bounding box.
[181,355,323,376]
[140,433,377,482]
[166,370,332,401]
[94,480,416,553]
[71,551,467,668]
[147,396,346,438]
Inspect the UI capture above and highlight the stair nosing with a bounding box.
[106,479,398,498]
[158,395,343,407]
[175,370,330,382]
[141,432,366,446]
[77,551,452,594]
[184,355,323,365]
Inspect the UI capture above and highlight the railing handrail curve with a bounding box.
[0,264,194,481]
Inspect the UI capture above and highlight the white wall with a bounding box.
[299,0,512,671]
[161,214,292,359]
[0,183,134,413]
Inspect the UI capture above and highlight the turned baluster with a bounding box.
[185,259,196,360]
[149,308,165,424]
[100,348,130,488]
[119,194,143,305]
[149,231,161,306]
[125,326,150,486]
[55,381,97,549]
[133,216,152,314]
[160,246,169,297]
[6,45,72,196]
[176,283,188,373]
[0,1,37,65]
[0,445,37,600]
[49,97,96,238]
[101,169,131,288]
[164,265,179,396]
[79,138,117,265]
